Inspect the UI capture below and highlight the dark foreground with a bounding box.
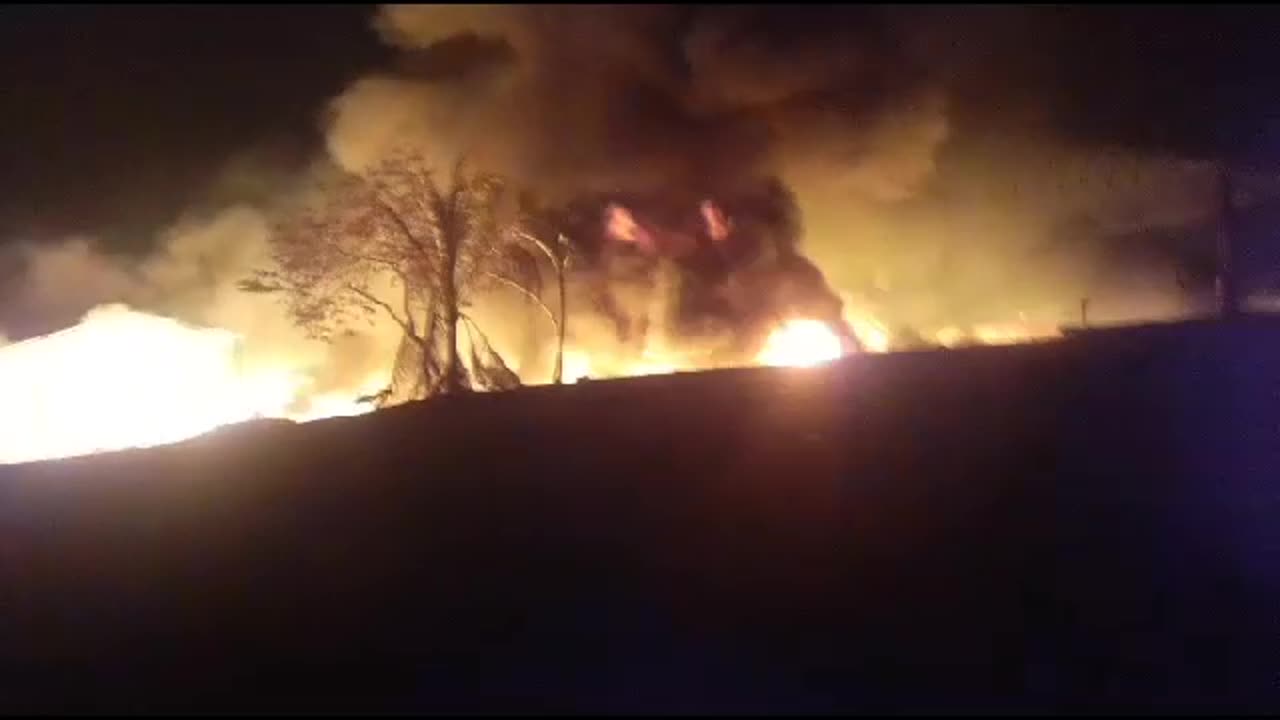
[1,319,1278,713]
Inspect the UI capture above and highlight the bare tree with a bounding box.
[242,152,550,399]
[505,195,575,384]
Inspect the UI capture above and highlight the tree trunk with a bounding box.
[553,258,567,384]
[441,224,463,395]
[417,297,438,398]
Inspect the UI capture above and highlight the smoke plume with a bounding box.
[321,4,1262,379]
[329,5,948,198]
[322,5,968,373]
[0,196,401,413]
[3,5,1266,398]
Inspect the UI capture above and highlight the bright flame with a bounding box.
[845,311,891,354]
[284,373,391,423]
[755,319,846,368]
[562,349,595,383]
[563,317,852,382]
[934,325,966,348]
[0,295,1064,465]
[0,304,382,465]
[604,203,655,252]
[972,323,1046,346]
[700,199,732,242]
[561,343,692,383]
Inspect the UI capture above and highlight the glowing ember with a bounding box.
[0,304,381,465]
[755,318,847,368]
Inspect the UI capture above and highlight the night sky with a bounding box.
[0,5,388,245]
[2,5,1280,249]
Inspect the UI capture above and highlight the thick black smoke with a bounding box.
[554,181,856,364]
[334,5,945,198]
[327,5,947,367]
[323,4,1280,379]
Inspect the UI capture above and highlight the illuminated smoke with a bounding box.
[321,4,1233,378]
[0,202,402,423]
[3,5,1269,463]
[334,6,953,370]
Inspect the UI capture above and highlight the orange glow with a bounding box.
[604,203,655,252]
[844,310,891,353]
[755,318,846,368]
[0,304,385,465]
[972,322,1062,346]
[0,299,1062,465]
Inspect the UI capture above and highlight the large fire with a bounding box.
[0,304,387,465]
[0,307,855,464]
[755,319,846,368]
[0,297,1060,465]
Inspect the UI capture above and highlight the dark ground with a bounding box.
[1,318,1278,713]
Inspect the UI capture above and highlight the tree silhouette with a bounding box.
[505,193,576,384]
[243,152,550,400]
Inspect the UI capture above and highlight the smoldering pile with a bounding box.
[325,4,950,368]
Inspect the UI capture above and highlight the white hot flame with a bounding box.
[755,319,846,368]
[0,304,383,465]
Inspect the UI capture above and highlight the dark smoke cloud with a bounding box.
[330,4,1280,371]
[0,195,402,410]
[6,4,1276,404]
[331,5,946,201]
[9,6,1264,388]
[327,5,956,369]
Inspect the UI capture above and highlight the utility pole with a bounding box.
[553,233,571,385]
[1216,163,1240,319]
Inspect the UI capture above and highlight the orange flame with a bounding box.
[0,297,1061,465]
[755,319,847,368]
[700,199,732,243]
[604,203,655,252]
[0,304,386,465]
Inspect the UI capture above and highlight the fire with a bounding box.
[604,203,655,252]
[972,322,1054,346]
[700,199,732,243]
[562,349,595,384]
[934,326,966,348]
[0,299,1060,465]
[755,319,847,368]
[0,304,382,465]
[844,311,891,354]
[561,345,691,383]
[933,322,1062,348]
